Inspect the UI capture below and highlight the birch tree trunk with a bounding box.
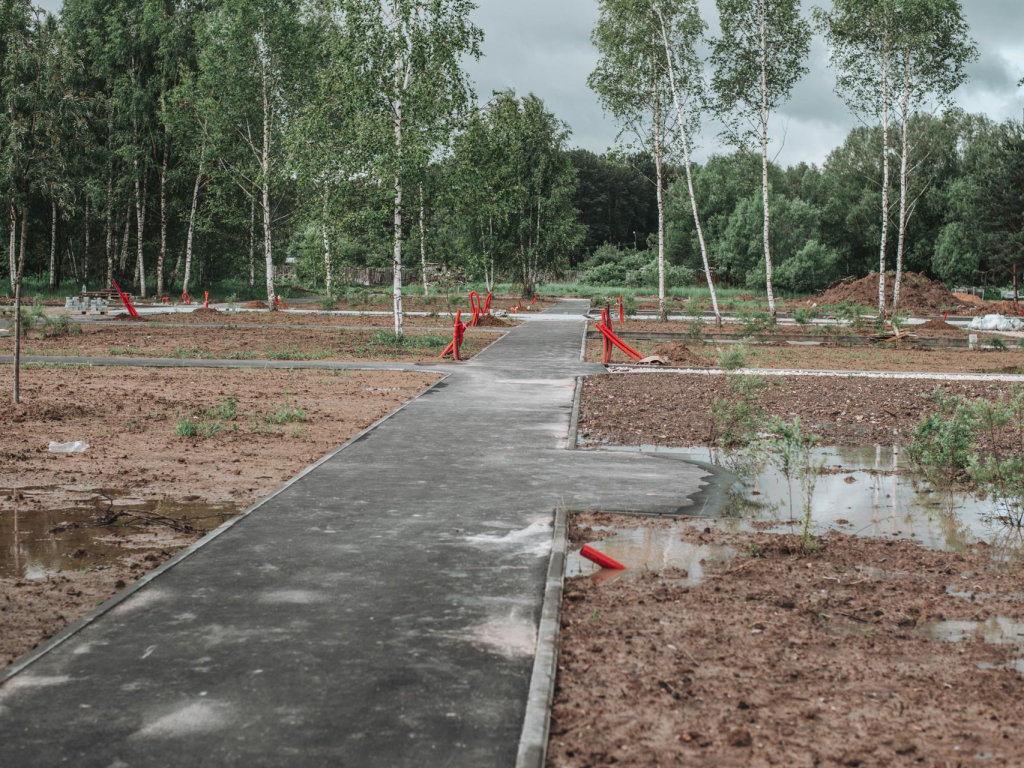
[892,67,911,316]
[104,178,113,287]
[157,133,168,296]
[261,62,276,307]
[655,8,721,326]
[419,185,428,297]
[876,42,890,318]
[13,202,27,404]
[248,194,255,289]
[653,76,667,322]
[83,198,90,285]
[48,203,57,290]
[391,97,405,336]
[119,196,131,274]
[9,203,17,292]
[322,191,332,293]
[759,0,776,317]
[182,149,205,297]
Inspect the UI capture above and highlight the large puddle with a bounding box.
[1,488,238,580]
[580,443,1021,553]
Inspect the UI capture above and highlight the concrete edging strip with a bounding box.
[0,372,452,685]
[606,365,1024,383]
[515,507,568,768]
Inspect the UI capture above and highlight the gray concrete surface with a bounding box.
[0,300,710,767]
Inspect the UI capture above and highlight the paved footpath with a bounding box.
[0,300,709,767]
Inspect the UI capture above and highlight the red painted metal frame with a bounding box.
[112,281,139,318]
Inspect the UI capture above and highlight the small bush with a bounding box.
[717,345,748,371]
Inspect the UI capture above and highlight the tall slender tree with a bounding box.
[711,0,811,317]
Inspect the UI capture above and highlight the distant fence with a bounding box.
[334,266,585,288]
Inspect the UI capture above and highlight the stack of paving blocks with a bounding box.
[65,296,109,314]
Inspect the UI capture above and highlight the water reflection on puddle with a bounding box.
[580,443,1021,553]
[566,524,735,585]
[1,488,238,580]
[918,617,1024,675]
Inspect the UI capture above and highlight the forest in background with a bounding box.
[1,0,1021,312]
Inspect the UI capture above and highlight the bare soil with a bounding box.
[550,521,1024,767]
[146,309,488,328]
[4,324,500,362]
[810,272,967,314]
[600,318,977,340]
[0,365,438,666]
[585,340,1024,374]
[579,373,1014,448]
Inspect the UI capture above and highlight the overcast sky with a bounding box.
[38,0,1024,167]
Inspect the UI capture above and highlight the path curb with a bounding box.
[515,507,567,768]
[0,373,451,685]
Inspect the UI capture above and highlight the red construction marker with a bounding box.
[580,545,627,570]
[204,291,209,308]
[182,292,191,305]
[485,293,492,315]
[618,295,624,324]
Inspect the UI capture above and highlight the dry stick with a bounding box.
[654,2,722,327]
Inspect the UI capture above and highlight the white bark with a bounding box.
[182,145,205,298]
[119,196,131,274]
[759,0,776,317]
[48,203,57,290]
[893,63,911,316]
[322,191,332,293]
[419,184,428,297]
[655,5,721,326]
[877,42,890,317]
[653,76,666,321]
[13,202,27,404]
[134,169,147,298]
[83,198,90,284]
[104,178,113,287]
[248,195,255,288]
[261,59,276,306]
[157,132,168,296]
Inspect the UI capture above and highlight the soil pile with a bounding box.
[114,313,147,322]
[242,300,268,309]
[953,291,986,307]
[812,272,964,313]
[189,307,223,318]
[915,317,962,335]
[473,314,508,328]
[976,300,1023,317]
[653,342,707,367]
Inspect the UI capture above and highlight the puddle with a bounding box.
[917,617,1024,675]
[1,488,238,579]
[579,442,1018,552]
[566,523,736,585]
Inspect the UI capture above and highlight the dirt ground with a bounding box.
[0,364,438,667]
[550,519,1024,767]
[598,318,976,339]
[584,339,1024,374]
[3,323,502,362]
[579,373,1015,448]
[143,308,517,329]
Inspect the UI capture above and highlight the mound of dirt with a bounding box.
[189,307,223,318]
[812,272,964,313]
[114,313,147,322]
[473,314,508,328]
[914,318,962,335]
[975,300,1023,317]
[653,342,707,368]
[242,300,268,309]
[953,291,986,307]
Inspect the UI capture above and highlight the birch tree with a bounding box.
[711,0,810,317]
[816,0,902,317]
[888,0,974,314]
[589,0,674,320]
[652,0,721,325]
[344,0,481,336]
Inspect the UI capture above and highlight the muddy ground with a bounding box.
[597,318,977,338]
[550,519,1024,767]
[584,339,1024,374]
[0,365,438,667]
[3,323,501,362]
[579,373,1015,448]
[143,308,517,328]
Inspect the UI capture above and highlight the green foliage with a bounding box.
[907,388,978,489]
[717,344,748,371]
[737,309,776,341]
[933,222,980,287]
[793,307,816,325]
[763,417,825,544]
[368,330,448,350]
[710,372,767,447]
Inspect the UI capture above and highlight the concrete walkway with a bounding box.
[0,300,710,767]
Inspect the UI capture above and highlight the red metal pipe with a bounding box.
[618,295,624,324]
[580,545,627,570]
[596,323,642,362]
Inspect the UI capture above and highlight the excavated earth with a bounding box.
[550,519,1024,768]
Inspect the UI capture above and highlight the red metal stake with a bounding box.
[204,291,209,308]
[112,281,139,318]
[618,295,625,324]
[581,545,627,570]
[596,322,643,362]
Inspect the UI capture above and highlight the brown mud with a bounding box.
[4,324,499,362]
[550,520,1024,767]
[579,373,1014,448]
